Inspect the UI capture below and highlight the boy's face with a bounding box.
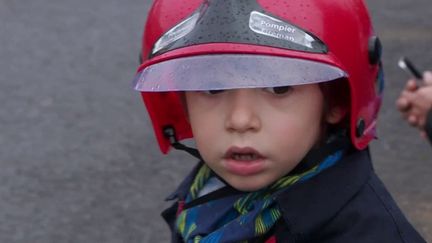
[185,84,334,191]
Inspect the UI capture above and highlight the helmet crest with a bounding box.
[151,0,327,57]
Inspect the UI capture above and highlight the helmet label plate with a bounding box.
[249,11,315,49]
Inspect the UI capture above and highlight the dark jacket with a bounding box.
[426,110,432,143]
[162,150,426,242]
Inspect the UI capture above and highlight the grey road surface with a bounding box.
[1,0,431,242]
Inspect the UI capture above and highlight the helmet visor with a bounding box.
[134,55,347,92]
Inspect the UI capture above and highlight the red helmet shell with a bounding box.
[137,0,383,153]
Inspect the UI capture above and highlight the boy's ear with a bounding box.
[326,106,347,124]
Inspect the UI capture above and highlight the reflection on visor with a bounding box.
[153,12,201,55]
[134,55,347,92]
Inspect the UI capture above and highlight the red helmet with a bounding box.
[134,0,384,154]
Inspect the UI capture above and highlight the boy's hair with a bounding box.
[320,78,351,119]
[319,78,351,140]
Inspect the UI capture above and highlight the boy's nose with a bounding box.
[224,89,261,133]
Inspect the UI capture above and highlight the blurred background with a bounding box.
[1,0,431,242]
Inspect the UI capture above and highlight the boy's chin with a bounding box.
[224,177,276,192]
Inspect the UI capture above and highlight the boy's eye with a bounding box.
[264,86,292,95]
[202,90,225,95]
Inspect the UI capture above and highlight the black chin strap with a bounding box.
[163,126,202,160]
[291,130,352,174]
[163,126,351,173]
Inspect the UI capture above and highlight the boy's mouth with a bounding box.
[223,147,266,176]
[224,147,265,161]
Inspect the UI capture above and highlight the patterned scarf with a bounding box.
[175,149,345,243]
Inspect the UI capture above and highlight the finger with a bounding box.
[408,106,422,118]
[423,71,432,85]
[396,97,411,111]
[401,90,416,103]
[420,131,428,140]
[418,117,427,128]
[408,115,419,127]
[406,79,418,91]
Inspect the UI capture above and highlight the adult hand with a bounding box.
[396,71,432,131]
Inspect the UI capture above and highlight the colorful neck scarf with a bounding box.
[175,149,345,243]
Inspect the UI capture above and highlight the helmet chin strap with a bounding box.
[163,126,351,172]
[291,129,352,174]
[163,127,202,159]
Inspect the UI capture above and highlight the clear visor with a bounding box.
[134,55,347,92]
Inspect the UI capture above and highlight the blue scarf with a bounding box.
[176,149,345,243]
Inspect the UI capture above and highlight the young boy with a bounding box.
[134,0,426,242]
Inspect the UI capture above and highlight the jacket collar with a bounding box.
[274,149,373,236]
